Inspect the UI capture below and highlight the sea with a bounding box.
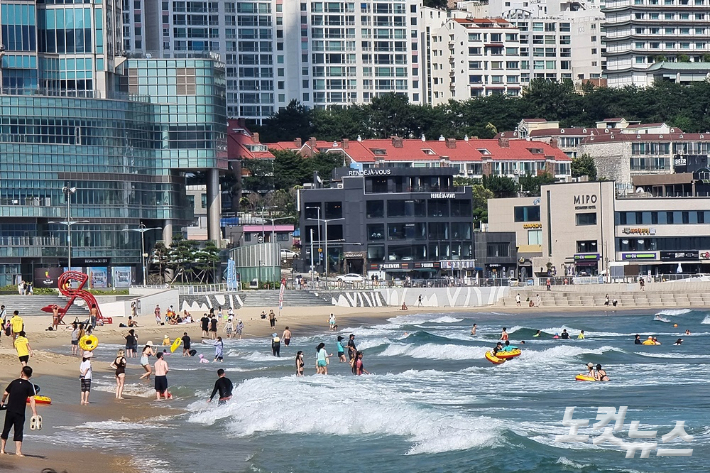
[30,308,710,473]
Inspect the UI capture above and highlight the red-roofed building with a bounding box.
[264,136,572,180]
[227,119,275,161]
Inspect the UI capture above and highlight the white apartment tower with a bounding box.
[424,14,522,103]
[603,0,710,87]
[122,0,423,122]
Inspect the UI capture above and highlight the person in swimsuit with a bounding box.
[534,330,541,338]
[634,334,641,344]
[336,336,346,362]
[316,343,330,375]
[354,351,370,375]
[492,342,503,356]
[295,351,305,376]
[347,334,357,365]
[225,319,234,339]
[209,315,218,340]
[282,327,292,346]
[214,336,224,362]
[139,342,155,380]
[595,364,609,381]
[154,352,169,400]
[113,349,127,399]
[470,324,477,336]
[208,369,233,405]
[500,328,509,341]
[560,329,570,339]
[586,362,595,377]
[674,338,683,345]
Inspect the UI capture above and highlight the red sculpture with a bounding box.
[41,271,113,324]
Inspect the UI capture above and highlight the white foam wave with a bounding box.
[634,351,710,359]
[517,345,621,364]
[386,313,465,326]
[656,309,691,316]
[187,376,501,454]
[355,336,393,351]
[91,381,156,398]
[702,316,710,325]
[380,342,487,360]
[240,351,289,362]
[556,457,588,469]
[654,316,671,323]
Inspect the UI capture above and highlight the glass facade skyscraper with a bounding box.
[0,0,226,286]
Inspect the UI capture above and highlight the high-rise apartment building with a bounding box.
[123,0,423,123]
[603,0,710,87]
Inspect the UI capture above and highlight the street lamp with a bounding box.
[264,217,291,246]
[49,186,85,270]
[123,223,162,286]
[307,217,344,289]
[305,206,321,266]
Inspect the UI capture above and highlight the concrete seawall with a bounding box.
[330,287,510,308]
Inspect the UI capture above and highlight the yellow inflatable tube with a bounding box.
[496,349,521,359]
[79,335,99,351]
[575,374,596,382]
[485,351,506,364]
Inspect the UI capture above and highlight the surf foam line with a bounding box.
[186,376,503,455]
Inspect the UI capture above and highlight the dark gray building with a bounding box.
[299,167,475,281]
[474,232,519,281]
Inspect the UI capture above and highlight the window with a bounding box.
[368,224,385,241]
[528,230,542,245]
[487,242,509,257]
[366,200,384,218]
[576,213,597,226]
[576,240,598,253]
[324,201,342,219]
[514,206,541,222]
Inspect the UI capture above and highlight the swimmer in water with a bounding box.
[595,364,609,382]
[577,330,585,340]
[533,330,541,337]
[674,338,683,345]
[470,324,477,336]
[585,362,594,377]
[553,333,559,339]
[492,342,503,356]
[685,329,691,335]
[500,327,509,341]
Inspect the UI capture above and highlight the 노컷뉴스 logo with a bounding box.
[555,406,693,458]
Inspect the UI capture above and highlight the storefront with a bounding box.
[574,253,600,276]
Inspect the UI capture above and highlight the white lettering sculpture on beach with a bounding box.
[555,406,693,458]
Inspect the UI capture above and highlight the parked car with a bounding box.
[337,273,364,283]
[280,249,299,259]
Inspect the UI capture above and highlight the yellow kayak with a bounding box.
[485,351,506,364]
[496,349,521,359]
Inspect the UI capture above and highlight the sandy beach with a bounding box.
[0,301,639,472]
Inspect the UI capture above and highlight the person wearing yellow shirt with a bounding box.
[162,334,171,346]
[9,311,23,341]
[13,331,32,366]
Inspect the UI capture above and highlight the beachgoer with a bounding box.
[127,316,138,327]
[295,351,305,376]
[154,305,161,324]
[417,294,423,307]
[162,334,171,346]
[200,313,210,338]
[181,332,191,356]
[51,305,60,331]
[470,324,477,336]
[125,329,138,358]
[674,338,683,345]
[282,327,292,346]
[652,337,661,345]
[595,364,609,381]
[225,319,234,339]
[71,323,80,355]
[553,333,559,339]
[347,334,357,364]
[89,304,98,329]
[546,278,551,291]
[217,306,223,321]
[492,342,503,356]
[639,277,645,291]
[154,352,169,400]
[214,336,224,362]
[329,313,336,331]
[131,302,137,319]
[316,342,329,375]
[112,349,127,399]
[536,294,541,307]
[500,327,509,341]
[209,315,218,340]
[685,329,691,335]
[0,366,38,456]
[401,302,408,310]
[634,334,641,344]
[271,333,281,357]
[577,330,585,340]
[336,336,346,362]
[268,310,276,328]
[236,320,244,339]
[260,310,267,320]
[534,330,541,338]
[208,369,233,404]
[13,331,32,367]
[79,351,93,405]
[10,311,23,341]
[227,307,234,320]
[139,341,155,380]
[354,351,370,375]
[612,299,618,307]
[586,362,595,377]
[560,329,570,340]
[604,294,610,306]
[515,294,521,306]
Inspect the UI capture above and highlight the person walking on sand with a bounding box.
[515,293,521,306]
[536,294,541,307]
[208,369,233,405]
[13,332,32,367]
[269,310,276,328]
[89,304,98,329]
[154,305,161,325]
[209,314,218,340]
[200,313,210,338]
[113,349,127,399]
[329,313,336,331]
[224,318,234,339]
[417,294,423,307]
[0,366,38,457]
[604,294,610,306]
[154,352,169,400]
[9,311,23,341]
[79,351,93,405]
[236,319,244,339]
[214,336,224,362]
[282,327,292,346]
[181,332,191,356]
[139,341,155,380]
[71,322,80,356]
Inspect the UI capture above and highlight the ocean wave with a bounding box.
[633,351,710,359]
[654,315,671,322]
[516,345,622,364]
[380,342,487,360]
[655,309,691,316]
[386,313,464,326]
[702,316,710,325]
[187,376,501,455]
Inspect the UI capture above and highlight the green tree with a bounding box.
[241,158,275,193]
[150,242,170,284]
[472,184,494,226]
[168,235,199,283]
[256,100,313,142]
[519,172,556,196]
[423,0,448,7]
[571,154,598,181]
[482,174,517,198]
[192,241,221,283]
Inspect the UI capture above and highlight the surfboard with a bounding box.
[170,337,182,353]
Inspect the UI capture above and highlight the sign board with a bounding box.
[523,223,542,229]
[660,251,699,261]
[573,254,600,261]
[622,252,657,260]
[343,251,365,259]
[33,267,64,288]
[58,257,111,267]
[440,259,476,269]
[622,227,655,235]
